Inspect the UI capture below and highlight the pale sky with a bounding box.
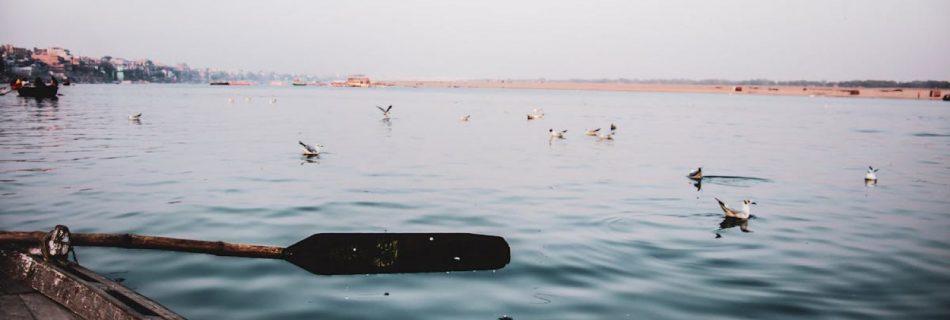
[2,0,948,81]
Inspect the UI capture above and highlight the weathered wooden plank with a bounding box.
[19,292,81,320]
[0,294,36,320]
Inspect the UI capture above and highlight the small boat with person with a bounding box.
[12,77,60,98]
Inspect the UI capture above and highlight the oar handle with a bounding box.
[0,231,285,259]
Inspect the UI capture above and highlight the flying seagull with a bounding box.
[377,105,393,118]
[715,198,756,219]
[299,141,323,156]
[865,166,879,182]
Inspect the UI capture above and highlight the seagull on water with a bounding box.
[865,166,879,182]
[377,105,393,118]
[687,167,703,180]
[459,115,470,122]
[527,108,544,120]
[549,129,567,139]
[597,131,614,141]
[585,128,601,136]
[715,198,756,219]
[128,113,142,120]
[299,141,323,156]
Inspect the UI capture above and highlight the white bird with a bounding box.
[459,115,470,122]
[527,108,544,120]
[865,166,879,182]
[597,132,614,141]
[687,167,703,180]
[585,128,601,136]
[549,129,567,139]
[715,198,756,219]
[299,141,323,156]
[377,105,393,118]
[128,113,142,120]
[228,97,235,103]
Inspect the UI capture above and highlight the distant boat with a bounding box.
[943,94,950,101]
[292,79,307,86]
[17,85,58,98]
[210,80,253,86]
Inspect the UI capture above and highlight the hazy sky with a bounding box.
[2,0,948,80]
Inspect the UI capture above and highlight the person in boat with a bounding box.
[11,78,23,90]
[49,77,59,88]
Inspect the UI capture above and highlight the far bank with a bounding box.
[385,80,949,101]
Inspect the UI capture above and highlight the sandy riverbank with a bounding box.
[385,80,948,101]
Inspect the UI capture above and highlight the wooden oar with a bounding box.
[0,231,510,275]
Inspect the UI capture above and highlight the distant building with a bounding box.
[346,75,371,87]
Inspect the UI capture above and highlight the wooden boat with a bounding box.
[0,249,182,320]
[17,86,59,98]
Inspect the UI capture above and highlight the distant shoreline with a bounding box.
[385,80,948,101]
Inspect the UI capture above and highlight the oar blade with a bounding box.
[285,233,510,275]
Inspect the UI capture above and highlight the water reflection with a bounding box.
[26,97,60,109]
[716,217,752,237]
[695,175,771,188]
[300,155,320,165]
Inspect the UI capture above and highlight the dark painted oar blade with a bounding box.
[285,233,510,275]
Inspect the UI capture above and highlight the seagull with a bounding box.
[128,113,142,120]
[597,132,614,141]
[585,128,601,136]
[228,97,235,103]
[610,123,617,131]
[715,198,756,219]
[865,166,879,182]
[377,105,393,118]
[549,129,567,139]
[270,98,277,104]
[687,167,703,180]
[299,141,323,156]
[459,115,470,122]
[527,108,544,120]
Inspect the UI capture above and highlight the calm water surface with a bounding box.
[1,85,949,319]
